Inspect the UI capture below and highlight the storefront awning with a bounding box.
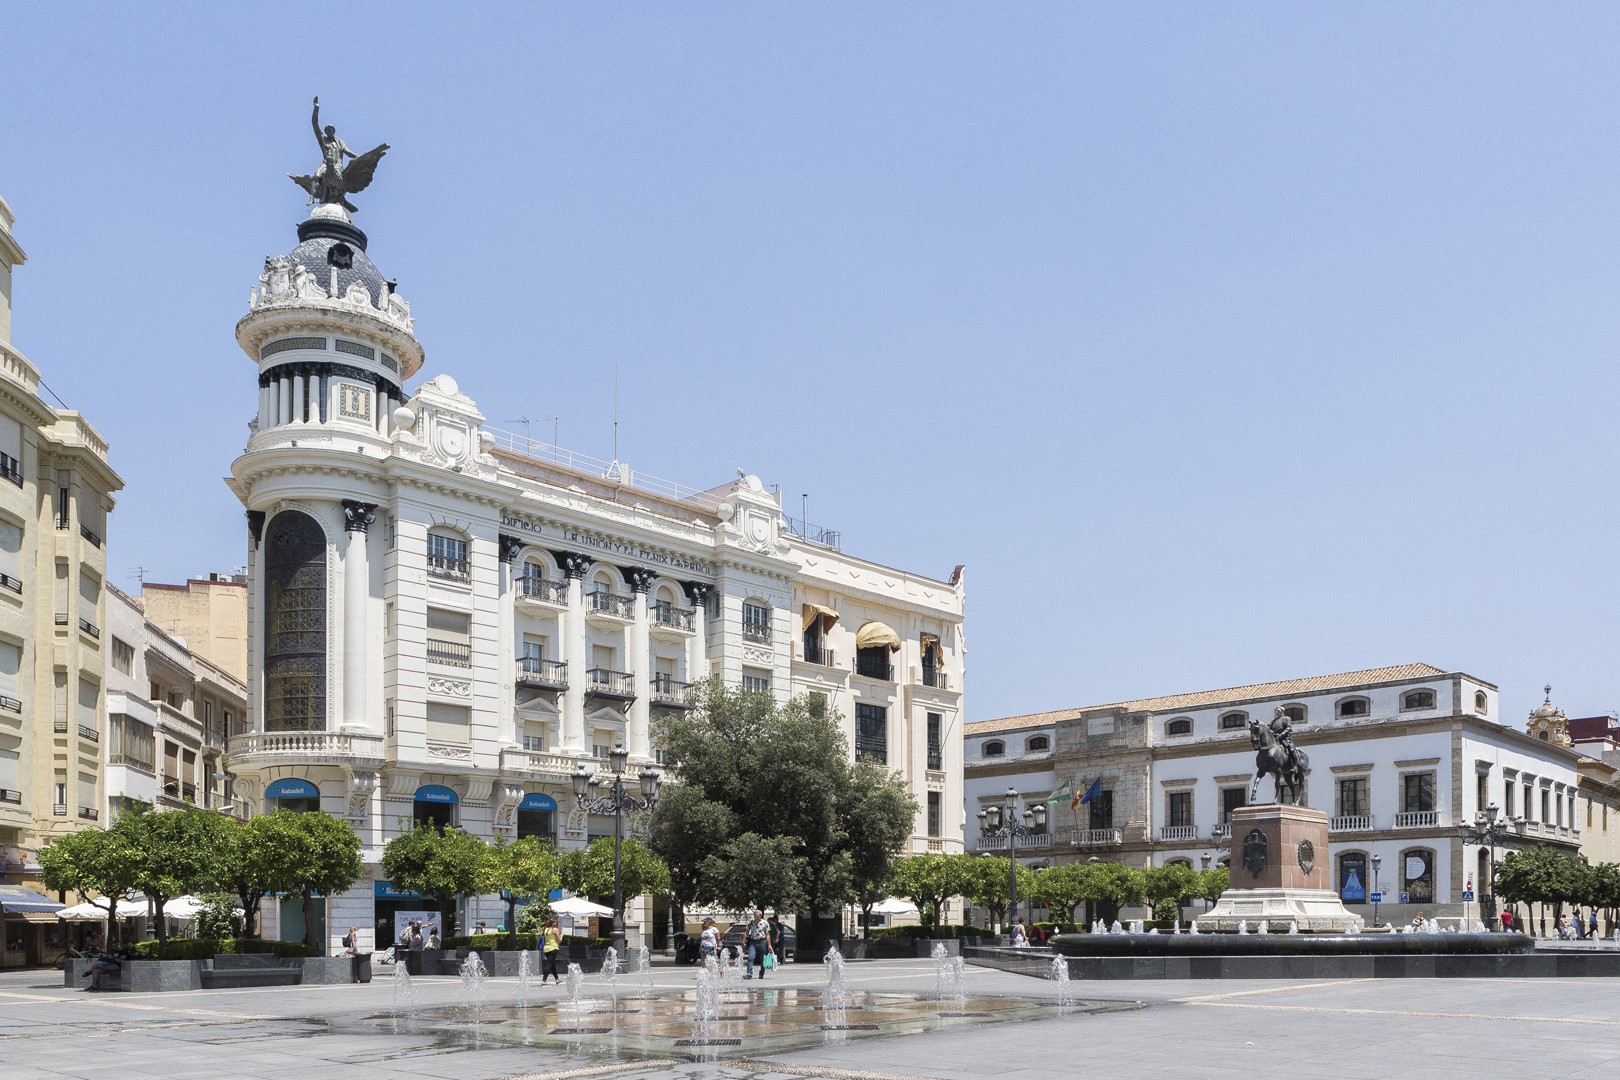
[802,604,840,633]
[855,621,901,651]
[266,778,320,799]
[414,784,460,804]
[0,885,65,915]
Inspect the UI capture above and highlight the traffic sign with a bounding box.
[1400,892,1410,904]
[1461,890,1475,902]
[1369,891,1383,903]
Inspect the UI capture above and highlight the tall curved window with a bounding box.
[263,511,327,731]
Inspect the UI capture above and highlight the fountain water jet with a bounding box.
[821,944,849,1028]
[516,949,533,1007]
[458,951,488,1038]
[565,962,585,1010]
[1049,954,1078,1007]
[633,944,653,998]
[390,960,417,1032]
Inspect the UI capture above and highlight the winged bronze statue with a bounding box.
[288,97,389,213]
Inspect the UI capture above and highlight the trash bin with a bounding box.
[673,932,697,965]
[353,952,373,983]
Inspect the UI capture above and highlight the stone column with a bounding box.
[557,551,594,756]
[245,511,266,731]
[341,501,376,731]
[497,536,522,747]
[624,568,656,761]
[291,371,306,423]
[682,582,713,688]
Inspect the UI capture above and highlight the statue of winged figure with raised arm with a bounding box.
[288,97,390,213]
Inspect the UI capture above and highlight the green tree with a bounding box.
[39,824,141,946]
[486,835,561,949]
[283,811,363,954]
[698,833,804,913]
[649,680,897,952]
[218,812,300,939]
[1143,863,1201,926]
[558,836,672,902]
[1080,861,1145,927]
[961,854,1036,931]
[1197,864,1230,905]
[380,824,490,939]
[843,763,918,934]
[1030,861,1092,926]
[122,804,238,954]
[887,853,974,932]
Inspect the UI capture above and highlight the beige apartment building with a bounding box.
[0,196,123,967]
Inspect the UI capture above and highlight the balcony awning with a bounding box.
[0,885,65,915]
[855,621,901,652]
[802,604,840,633]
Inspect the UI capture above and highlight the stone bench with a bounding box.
[199,954,302,989]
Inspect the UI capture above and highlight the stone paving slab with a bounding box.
[4,960,1620,1079]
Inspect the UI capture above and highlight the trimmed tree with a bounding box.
[486,835,561,949]
[887,853,973,932]
[844,762,919,935]
[1143,863,1201,926]
[39,824,142,946]
[123,803,238,955]
[380,824,489,939]
[698,833,804,914]
[1030,861,1092,927]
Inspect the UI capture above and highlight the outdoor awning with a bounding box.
[12,911,59,924]
[855,621,901,652]
[414,784,460,804]
[266,777,320,799]
[0,885,65,915]
[802,604,840,633]
[519,792,558,812]
[920,632,940,655]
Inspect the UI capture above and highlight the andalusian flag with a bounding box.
[1045,780,1072,805]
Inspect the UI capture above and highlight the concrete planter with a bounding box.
[125,959,202,993]
[918,939,960,957]
[482,950,536,977]
[300,956,356,984]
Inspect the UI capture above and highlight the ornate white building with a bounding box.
[224,198,965,951]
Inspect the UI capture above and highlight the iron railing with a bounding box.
[80,524,102,548]
[856,656,893,680]
[651,675,693,707]
[742,624,772,645]
[0,788,20,804]
[78,724,98,742]
[79,617,100,639]
[586,668,635,699]
[0,573,19,594]
[802,643,835,667]
[516,657,568,690]
[651,602,695,631]
[519,575,568,604]
[427,554,471,583]
[587,590,636,619]
[426,638,472,667]
[0,695,19,714]
[922,667,948,689]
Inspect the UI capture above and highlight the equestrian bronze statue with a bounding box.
[1248,706,1309,806]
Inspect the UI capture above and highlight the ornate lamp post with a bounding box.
[1457,802,1518,930]
[1370,854,1381,928]
[977,787,1045,932]
[572,744,660,956]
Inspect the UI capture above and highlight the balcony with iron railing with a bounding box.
[79,806,98,821]
[651,601,695,633]
[587,590,636,620]
[800,643,836,668]
[107,753,154,774]
[80,524,102,549]
[427,553,471,583]
[1159,825,1198,841]
[783,515,842,551]
[585,667,635,701]
[0,788,21,805]
[927,744,943,770]
[1059,826,1124,847]
[426,637,472,667]
[0,452,21,487]
[974,830,1052,852]
[743,624,772,646]
[518,574,568,605]
[1330,815,1373,833]
[0,695,20,714]
[1395,810,1440,829]
[922,667,949,690]
[0,573,19,595]
[79,617,100,640]
[516,657,568,691]
[53,718,68,734]
[855,656,894,681]
[78,723,98,743]
[855,736,888,765]
[651,674,694,709]
[53,803,67,816]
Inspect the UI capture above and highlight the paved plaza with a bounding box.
[2,958,1618,1080]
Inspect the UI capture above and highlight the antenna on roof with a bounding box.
[505,416,532,454]
[131,566,147,586]
[605,366,623,482]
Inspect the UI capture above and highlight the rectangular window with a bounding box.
[111,637,134,676]
[592,741,614,760]
[742,669,771,694]
[426,607,472,667]
[425,702,471,744]
[741,602,771,644]
[0,413,21,486]
[926,712,943,770]
[1402,773,1435,814]
[78,771,96,814]
[79,571,100,630]
[1221,787,1247,823]
[108,715,155,773]
[77,677,98,733]
[1524,781,1535,819]
[520,636,545,663]
[927,791,941,837]
[427,533,467,562]
[1476,772,1489,814]
[1167,790,1192,828]
[1541,789,1551,824]
[1504,783,1515,819]
[1338,777,1369,818]
[0,748,20,798]
[0,519,21,584]
[1088,789,1114,831]
[0,640,19,703]
[855,703,887,765]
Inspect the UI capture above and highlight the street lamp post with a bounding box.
[977,786,1046,933]
[1371,854,1382,929]
[1200,851,1213,915]
[572,744,661,957]
[1457,802,1518,930]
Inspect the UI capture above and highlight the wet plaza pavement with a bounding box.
[2,957,1619,1079]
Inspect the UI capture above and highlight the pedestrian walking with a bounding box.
[699,917,719,966]
[744,910,771,979]
[541,918,563,983]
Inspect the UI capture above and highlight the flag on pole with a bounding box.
[1074,776,1103,809]
[1045,780,1072,805]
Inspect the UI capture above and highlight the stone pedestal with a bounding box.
[1196,804,1363,933]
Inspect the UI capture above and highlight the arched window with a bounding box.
[982,740,1004,758]
[1281,704,1307,725]
[1026,735,1050,753]
[1474,690,1488,714]
[1166,718,1193,737]
[1401,690,1436,711]
[1337,697,1369,718]
[1219,711,1248,730]
[263,511,326,732]
[426,527,469,583]
[1401,848,1435,905]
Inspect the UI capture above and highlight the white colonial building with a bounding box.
[967,663,1586,927]
[224,197,964,952]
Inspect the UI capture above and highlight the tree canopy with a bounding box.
[380,823,490,938]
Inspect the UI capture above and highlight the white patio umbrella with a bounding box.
[871,897,919,916]
[57,897,150,921]
[164,895,244,921]
[550,896,614,918]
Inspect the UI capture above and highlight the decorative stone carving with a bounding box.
[623,566,657,594]
[1242,828,1269,879]
[426,676,472,698]
[682,580,713,606]
[427,742,472,760]
[555,550,595,579]
[498,534,525,564]
[341,500,377,533]
[742,645,773,665]
[345,769,378,819]
[246,510,266,546]
[1297,839,1316,875]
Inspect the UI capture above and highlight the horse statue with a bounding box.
[1248,709,1309,806]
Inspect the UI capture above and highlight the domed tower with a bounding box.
[1526,686,1572,748]
[227,104,421,829]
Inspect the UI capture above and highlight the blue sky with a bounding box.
[2,4,1616,727]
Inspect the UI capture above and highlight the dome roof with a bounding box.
[284,213,391,306]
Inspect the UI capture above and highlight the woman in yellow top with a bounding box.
[541,917,563,984]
